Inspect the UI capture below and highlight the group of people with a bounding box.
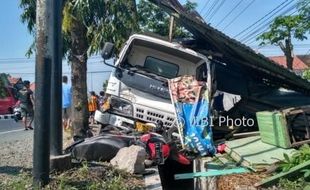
[63,75,109,128]
[88,90,107,124]
[15,75,107,131]
[62,76,108,128]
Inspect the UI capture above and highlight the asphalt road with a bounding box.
[0,120,32,142]
[0,119,33,180]
[0,119,23,133]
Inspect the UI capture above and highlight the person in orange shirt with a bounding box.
[88,91,98,124]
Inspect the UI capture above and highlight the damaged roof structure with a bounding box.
[149,0,310,115]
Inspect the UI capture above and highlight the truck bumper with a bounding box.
[94,110,135,128]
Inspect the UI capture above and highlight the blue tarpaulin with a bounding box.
[169,75,216,156]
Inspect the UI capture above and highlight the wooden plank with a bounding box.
[255,159,310,187]
[174,168,249,180]
[233,131,260,138]
[225,136,296,171]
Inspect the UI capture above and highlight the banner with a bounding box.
[169,75,215,156]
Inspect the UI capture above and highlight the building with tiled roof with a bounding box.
[269,56,309,71]
[7,76,22,85]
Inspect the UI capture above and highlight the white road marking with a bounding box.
[0,129,25,135]
[0,114,15,120]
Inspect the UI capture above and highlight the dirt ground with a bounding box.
[217,172,268,190]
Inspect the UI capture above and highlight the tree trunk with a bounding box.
[69,18,89,140]
[279,31,294,70]
[285,38,294,70]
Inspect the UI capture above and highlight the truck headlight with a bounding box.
[110,96,133,117]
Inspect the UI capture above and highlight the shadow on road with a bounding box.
[0,166,31,175]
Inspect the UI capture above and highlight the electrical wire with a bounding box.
[203,0,218,20]
[215,0,245,27]
[239,1,295,42]
[208,0,226,22]
[234,0,292,38]
[222,0,256,31]
[199,0,211,14]
[242,4,298,44]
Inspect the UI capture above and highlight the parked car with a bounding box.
[0,87,17,115]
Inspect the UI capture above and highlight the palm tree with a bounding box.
[20,0,138,139]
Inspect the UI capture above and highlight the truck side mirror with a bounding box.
[101,42,115,60]
[101,42,118,69]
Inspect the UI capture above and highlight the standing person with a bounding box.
[98,91,105,108]
[88,91,98,124]
[62,76,72,129]
[18,80,34,130]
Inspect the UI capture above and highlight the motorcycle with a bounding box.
[13,103,22,122]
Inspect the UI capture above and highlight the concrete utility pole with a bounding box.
[50,0,63,157]
[33,0,53,186]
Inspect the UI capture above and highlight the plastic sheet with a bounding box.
[169,75,216,156]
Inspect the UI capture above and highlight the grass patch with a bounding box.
[0,162,144,190]
[277,178,310,190]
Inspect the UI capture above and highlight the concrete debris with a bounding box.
[111,145,146,174]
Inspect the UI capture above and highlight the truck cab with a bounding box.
[98,34,211,128]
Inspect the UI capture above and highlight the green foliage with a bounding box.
[0,73,10,98]
[278,178,309,190]
[137,0,196,38]
[19,0,36,34]
[257,15,307,46]
[298,0,310,30]
[0,78,6,98]
[0,163,144,190]
[258,0,310,46]
[303,69,310,80]
[20,0,138,57]
[280,144,310,173]
[0,172,34,190]
[257,0,310,69]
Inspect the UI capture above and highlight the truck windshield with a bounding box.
[144,56,179,79]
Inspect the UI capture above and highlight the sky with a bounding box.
[0,0,309,92]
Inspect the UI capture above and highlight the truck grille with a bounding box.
[134,106,175,127]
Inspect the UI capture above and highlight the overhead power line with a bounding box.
[216,0,245,27]
[7,70,111,75]
[203,0,218,20]
[208,0,226,22]
[234,0,292,38]
[242,4,298,44]
[199,0,211,14]
[222,0,256,31]
[0,55,103,63]
[238,0,295,42]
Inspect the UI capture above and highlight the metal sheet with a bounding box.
[149,0,310,95]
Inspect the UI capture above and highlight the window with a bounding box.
[196,63,208,81]
[144,57,179,79]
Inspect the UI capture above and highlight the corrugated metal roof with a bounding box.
[149,0,310,95]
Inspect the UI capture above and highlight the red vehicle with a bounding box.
[0,87,17,115]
